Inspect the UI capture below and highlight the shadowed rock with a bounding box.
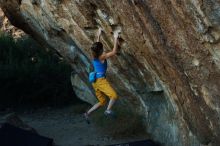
[0,0,220,145]
[1,113,37,134]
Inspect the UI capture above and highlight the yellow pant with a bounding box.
[92,78,118,106]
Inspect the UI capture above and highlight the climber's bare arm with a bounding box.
[100,33,119,60]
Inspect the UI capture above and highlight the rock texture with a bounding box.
[0,8,24,38]
[1,0,220,146]
[0,113,37,133]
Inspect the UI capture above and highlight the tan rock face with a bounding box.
[1,0,220,145]
[0,8,24,38]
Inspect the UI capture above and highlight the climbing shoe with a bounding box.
[104,110,116,118]
[83,112,90,124]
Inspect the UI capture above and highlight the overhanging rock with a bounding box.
[1,0,220,145]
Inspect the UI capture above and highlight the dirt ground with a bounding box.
[0,104,148,146]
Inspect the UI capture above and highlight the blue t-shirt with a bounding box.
[92,59,107,78]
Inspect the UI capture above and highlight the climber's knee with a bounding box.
[99,98,107,106]
[96,92,107,106]
[109,91,118,100]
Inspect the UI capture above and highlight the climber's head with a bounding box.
[91,42,103,58]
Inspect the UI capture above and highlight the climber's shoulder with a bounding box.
[98,52,106,60]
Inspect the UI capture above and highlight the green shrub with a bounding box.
[0,33,79,108]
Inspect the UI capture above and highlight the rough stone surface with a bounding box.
[0,113,37,133]
[1,0,220,146]
[0,8,24,38]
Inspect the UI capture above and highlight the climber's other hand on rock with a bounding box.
[98,27,102,36]
[113,31,120,40]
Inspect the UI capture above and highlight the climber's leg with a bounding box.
[87,102,102,115]
[86,89,107,115]
[107,98,116,111]
[97,78,118,116]
[84,89,106,124]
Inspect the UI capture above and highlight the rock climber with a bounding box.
[84,28,120,124]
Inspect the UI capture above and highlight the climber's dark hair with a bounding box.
[91,42,103,58]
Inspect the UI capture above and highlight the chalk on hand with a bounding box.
[98,27,103,32]
[114,30,121,38]
[113,25,121,38]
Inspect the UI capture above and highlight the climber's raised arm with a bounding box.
[100,32,119,60]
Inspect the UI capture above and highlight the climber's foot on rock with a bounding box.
[104,110,116,119]
[83,112,90,124]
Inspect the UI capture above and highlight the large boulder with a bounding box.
[1,0,220,145]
